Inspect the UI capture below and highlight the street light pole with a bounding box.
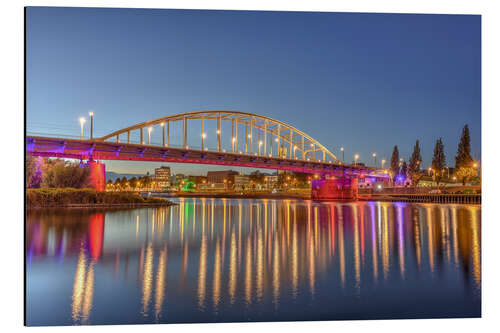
[354,154,359,166]
[89,111,94,140]
[79,117,86,139]
[341,147,344,165]
[372,153,377,169]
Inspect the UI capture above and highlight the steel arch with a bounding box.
[97,110,339,163]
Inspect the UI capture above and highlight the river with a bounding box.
[26,198,481,326]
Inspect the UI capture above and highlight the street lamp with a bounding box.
[381,159,386,169]
[340,147,344,164]
[88,111,94,140]
[148,126,153,144]
[372,153,377,169]
[354,154,359,166]
[79,117,86,139]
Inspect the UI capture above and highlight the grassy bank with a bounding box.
[27,188,175,208]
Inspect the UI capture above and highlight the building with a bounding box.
[264,175,278,189]
[234,175,250,190]
[172,173,185,185]
[207,170,239,189]
[154,166,171,189]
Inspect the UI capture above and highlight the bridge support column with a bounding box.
[311,176,358,201]
[87,160,106,192]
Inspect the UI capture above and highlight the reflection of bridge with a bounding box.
[26,110,388,200]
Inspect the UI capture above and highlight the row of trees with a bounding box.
[26,154,91,189]
[106,175,155,191]
[389,124,478,186]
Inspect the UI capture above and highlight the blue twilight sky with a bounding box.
[26,7,481,175]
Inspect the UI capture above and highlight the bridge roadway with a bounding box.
[26,136,378,178]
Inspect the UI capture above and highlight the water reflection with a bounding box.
[26,200,481,326]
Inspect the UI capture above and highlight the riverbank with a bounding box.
[26,188,176,208]
[151,191,311,200]
[359,193,481,204]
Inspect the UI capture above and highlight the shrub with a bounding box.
[26,188,170,207]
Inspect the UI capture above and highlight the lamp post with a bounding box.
[201,132,206,151]
[372,153,377,169]
[79,117,86,139]
[354,154,359,166]
[340,147,344,164]
[473,161,480,179]
[88,111,94,140]
[381,159,386,170]
[148,126,153,145]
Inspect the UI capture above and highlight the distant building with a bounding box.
[207,170,239,189]
[234,175,250,190]
[172,173,186,185]
[154,166,171,189]
[188,175,207,189]
[264,175,278,189]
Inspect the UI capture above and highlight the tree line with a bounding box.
[389,124,478,186]
[26,155,91,189]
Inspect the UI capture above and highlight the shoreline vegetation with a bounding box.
[26,188,176,208]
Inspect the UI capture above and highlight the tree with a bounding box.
[455,124,475,184]
[400,161,408,180]
[455,124,473,168]
[26,153,43,188]
[454,167,477,185]
[129,177,138,189]
[249,171,265,185]
[41,159,91,188]
[432,138,446,186]
[408,140,423,187]
[390,145,400,183]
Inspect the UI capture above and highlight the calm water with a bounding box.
[26,199,481,326]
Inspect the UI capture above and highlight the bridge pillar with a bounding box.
[87,160,106,192]
[311,176,358,201]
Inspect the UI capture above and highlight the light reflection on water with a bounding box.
[26,199,481,326]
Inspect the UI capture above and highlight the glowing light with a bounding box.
[248,134,252,138]
[275,138,279,142]
[340,147,344,151]
[148,126,153,133]
[79,117,86,125]
[160,122,164,127]
[216,130,220,134]
[259,141,263,146]
[202,133,206,138]
[232,137,236,142]
[88,111,94,116]
[372,153,376,157]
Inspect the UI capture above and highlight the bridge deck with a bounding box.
[26,136,380,177]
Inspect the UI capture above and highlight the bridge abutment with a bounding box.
[86,160,106,192]
[311,176,358,201]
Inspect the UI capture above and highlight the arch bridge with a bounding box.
[26,110,388,199]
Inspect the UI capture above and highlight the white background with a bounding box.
[1,0,499,332]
